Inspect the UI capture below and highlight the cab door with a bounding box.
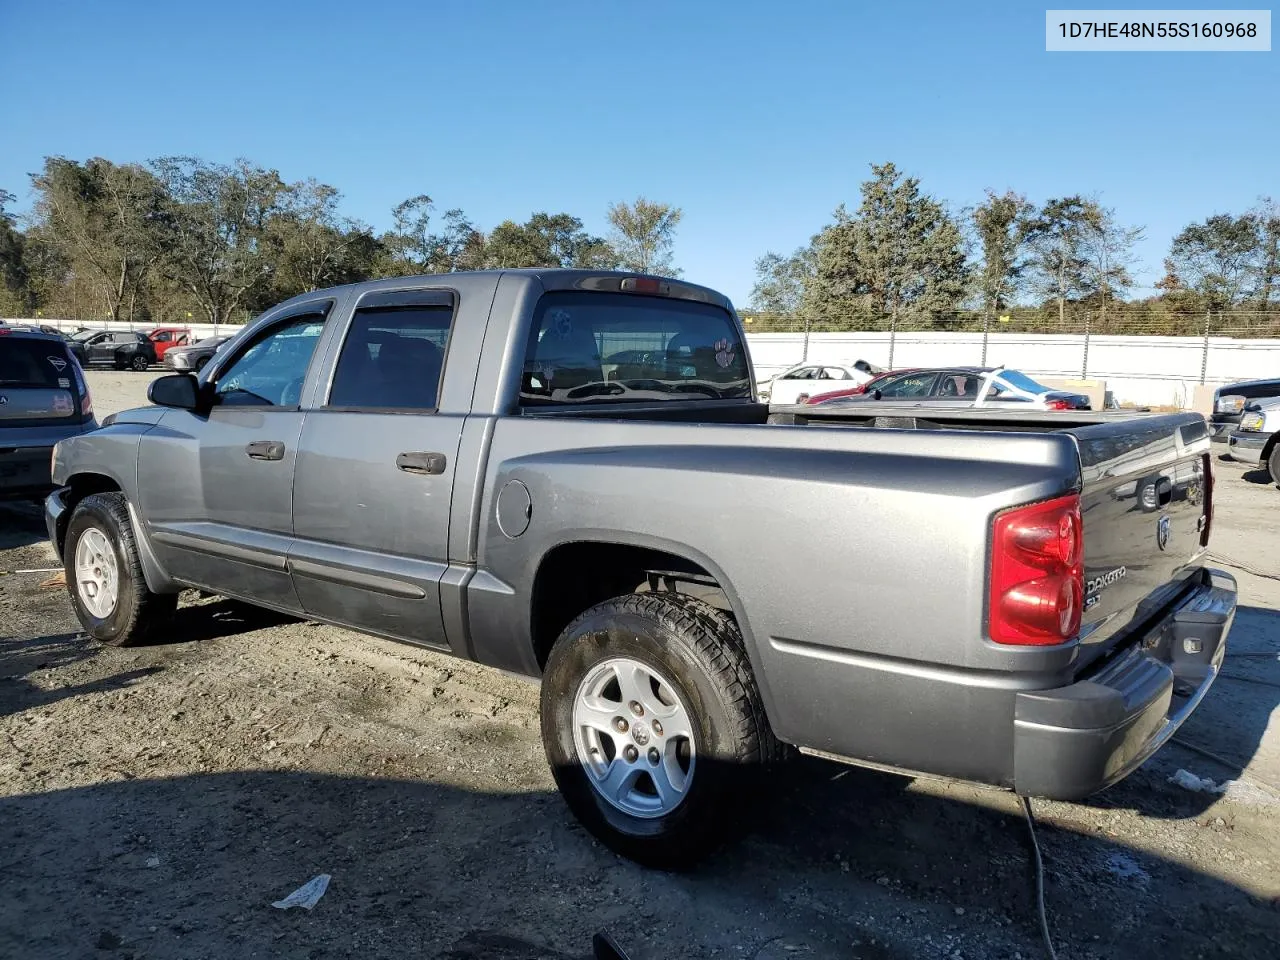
[137,300,336,610]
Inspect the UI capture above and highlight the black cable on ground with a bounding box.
[1206,553,1280,583]
[1021,796,1060,960]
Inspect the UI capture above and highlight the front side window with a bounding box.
[328,304,454,410]
[213,315,325,408]
[520,292,750,405]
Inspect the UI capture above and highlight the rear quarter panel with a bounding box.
[469,415,1085,779]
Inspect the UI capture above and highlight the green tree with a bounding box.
[380,195,485,276]
[971,190,1036,319]
[1250,197,1279,310]
[749,245,814,313]
[605,197,682,274]
[480,212,616,269]
[806,162,968,325]
[151,157,287,325]
[0,189,34,313]
[267,179,378,296]
[1080,203,1144,326]
[1026,196,1096,324]
[1168,213,1260,311]
[29,157,167,322]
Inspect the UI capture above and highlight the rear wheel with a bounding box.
[64,492,177,646]
[131,354,150,371]
[540,592,780,869]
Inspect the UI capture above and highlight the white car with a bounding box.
[1227,395,1280,484]
[757,359,883,404]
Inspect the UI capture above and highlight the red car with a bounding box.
[802,369,915,404]
[146,326,193,361]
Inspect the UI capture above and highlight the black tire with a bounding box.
[195,356,209,372]
[540,592,781,869]
[131,354,150,372]
[63,492,177,646]
[1268,444,1280,490]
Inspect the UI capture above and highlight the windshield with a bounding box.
[519,291,750,405]
[71,329,99,341]
[993,370,1050,395]
[193,337,225,347]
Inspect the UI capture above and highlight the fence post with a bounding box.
[1081,311,1091,379]
[1200,311,1211,384]
[888,311,898,369]
[981,312,990,366]
[802,315,810,362]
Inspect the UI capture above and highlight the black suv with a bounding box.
[67,329,158,371]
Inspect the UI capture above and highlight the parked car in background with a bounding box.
[146,326,192,362]
[45,268,1232,868]
[805,366,1092,410]
[0,327,97,499]
[69,329,158,371]
[802,368,914,404]
[1227,396,1280,484]
[163,335,233,373]
[757,358,883,404]
[1211,377,1280,442]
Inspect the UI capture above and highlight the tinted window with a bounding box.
[521,292,750,405]
[214,315,325,407]
[0,339,74,387]
[328,305,453,410]
[152,331,171,342]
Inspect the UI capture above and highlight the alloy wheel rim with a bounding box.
[74,527,119,619]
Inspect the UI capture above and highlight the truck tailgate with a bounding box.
[1071,415,1212,672]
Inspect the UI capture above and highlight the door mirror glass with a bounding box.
[149,373,201,410]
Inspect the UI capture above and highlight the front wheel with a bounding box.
[131,354,150,371]
[1268,443,1280,490]
[195,356,209,372]
[64,492,177,646]
[540,593,781,869]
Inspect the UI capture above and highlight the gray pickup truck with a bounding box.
[44,269,1237,868]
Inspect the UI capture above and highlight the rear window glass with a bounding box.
[519,292,750,405]
[0,339,75,388]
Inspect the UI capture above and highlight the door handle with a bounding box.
[245,440,286,461]
[396,451,447,475]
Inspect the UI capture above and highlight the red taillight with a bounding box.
[1201,452,1213,547]
[1045,399,1072,410]
[620,276,663,294]
[989,493,1084,646]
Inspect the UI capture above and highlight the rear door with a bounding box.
[137,301,334,610]
[289,288,463,648]
[86,333,115,364]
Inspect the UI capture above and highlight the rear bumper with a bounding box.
[1226,430,1267,465]
[0,445,54,499]
[1012,568,1237,800]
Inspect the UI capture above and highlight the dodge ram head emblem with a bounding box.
[0,395,7,405]
[1156,514,1171,551]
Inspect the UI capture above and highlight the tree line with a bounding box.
[750,162,1280,334]
[0,155,683,325]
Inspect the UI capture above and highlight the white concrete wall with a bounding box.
[746,331,1280,408]
[10,317,1279,409]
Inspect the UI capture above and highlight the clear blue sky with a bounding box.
[3,0,1276,306]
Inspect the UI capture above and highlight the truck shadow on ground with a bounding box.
[0,500,49,551]
[0,601,296,721]
[0,763,1275,960]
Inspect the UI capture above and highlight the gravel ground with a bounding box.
[1,371,1278,960]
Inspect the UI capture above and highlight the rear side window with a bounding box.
[0,339,74,388]
[520,292,750,405]
[328,304,454,410]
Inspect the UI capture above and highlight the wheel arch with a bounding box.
[58,474,179,595]
[528,536,757,673]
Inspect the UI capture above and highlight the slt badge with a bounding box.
[1156,514,1171,551]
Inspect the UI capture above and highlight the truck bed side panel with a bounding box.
[468,416,1083,784]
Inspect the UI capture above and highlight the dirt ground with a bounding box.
[2,371,1278,960]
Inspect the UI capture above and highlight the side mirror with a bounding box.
[148,373,201,411]
[873,388,883,400]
